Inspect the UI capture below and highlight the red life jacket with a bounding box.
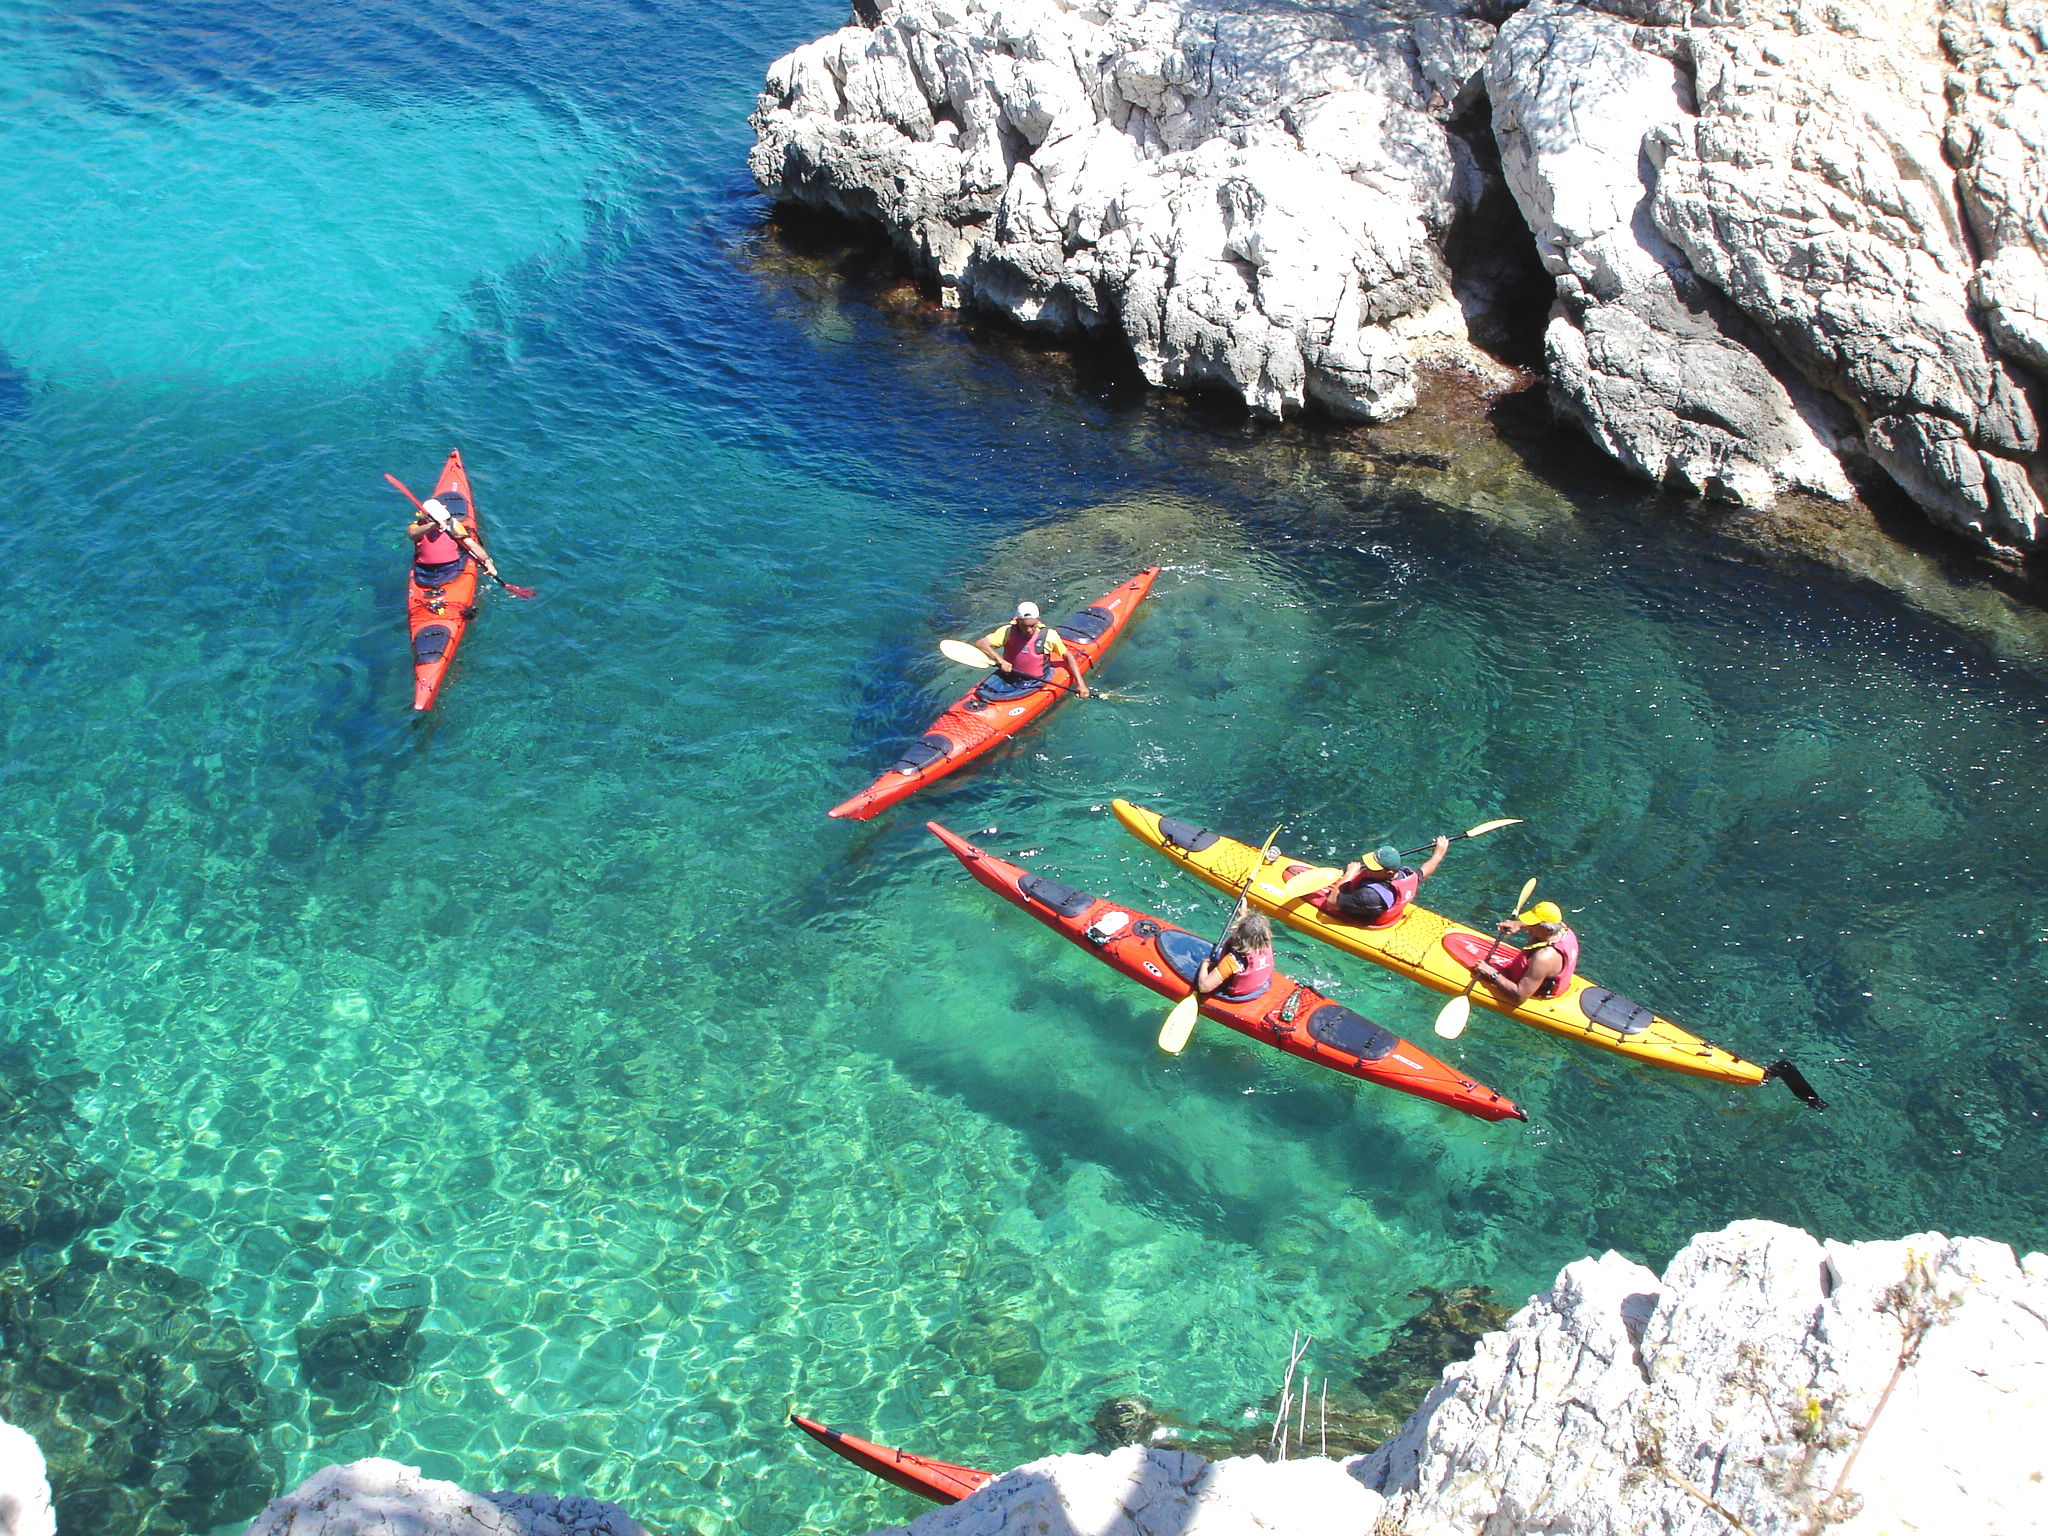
[1000,622,1053,680]
[1336,866,1421,927]
[1498,926,1580,997]
[417,522,463,565]
[1216,943,1274,1001]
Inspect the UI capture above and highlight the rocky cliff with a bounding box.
[868,1221,2046,1536]
[749,0,2048,554]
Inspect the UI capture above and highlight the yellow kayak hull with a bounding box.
[1111,798,1768,1088]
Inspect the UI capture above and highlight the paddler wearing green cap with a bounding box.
[1472,901,1581,1005]
[1322,835,1451,926]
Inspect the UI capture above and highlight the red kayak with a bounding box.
[790,1414,993,1504]
[407,449,483,712]
[928,824,1526,1122]
[828,567,1161,820]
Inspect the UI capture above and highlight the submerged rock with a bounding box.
[0,1252,277,1535]
[0,1043,119,1261]
[297,1304,428,1395]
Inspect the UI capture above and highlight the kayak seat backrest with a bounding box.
[412,624,453,665]
[437,492,470,519]
[1305,1003,1398,1061]
[1578,987,1653,1035]
[1158,817,1220,854]
[1055,605,1115,645]
[890,732,953,775]
[1019,874,1095,919]
[975,673,1049,704]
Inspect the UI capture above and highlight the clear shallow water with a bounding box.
[0,0,2044,1531]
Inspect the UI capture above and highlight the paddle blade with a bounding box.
[940,638,995,668]
[1433,994,1472,1040]
[1277,865,1342,901]
[1158,993,1200,1054]
[1463,818,1523,839]
[500,582,537,599]
[383,472,425,511]
[1514,877,1537,914]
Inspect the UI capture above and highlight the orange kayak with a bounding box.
[789,1414,993,1504]
[828,567,1161,819]
[407,449,483,712]
[929,823,1526,1122]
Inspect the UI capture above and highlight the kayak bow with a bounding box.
[828,567,1161,819]
[1111,798,1775,1090]
[789,1414,994,1504]
[407,449,483,712]
[928,823,1525,1122]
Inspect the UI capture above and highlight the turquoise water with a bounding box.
[1,0,2045,1531]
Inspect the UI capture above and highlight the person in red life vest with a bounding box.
[1195,912,1275,1002]
[406,497,501,590]
[1472,901,1581,1004]
[973,601,1089,698]
[1322,836,1451,926]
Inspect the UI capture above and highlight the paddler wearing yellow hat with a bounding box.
[1472,900,1581,1005]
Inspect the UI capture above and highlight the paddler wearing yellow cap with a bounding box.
[1472,901,1581,1005]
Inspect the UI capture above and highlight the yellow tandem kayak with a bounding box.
[1112,798,1824,1104]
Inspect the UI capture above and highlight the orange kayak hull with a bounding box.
[789,1414,993,1504]
[407,449,482,712]
[828,566,1161,818]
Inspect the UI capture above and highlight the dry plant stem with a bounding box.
[1653,1466,1761,1536]
[1320,1379,1328,1459]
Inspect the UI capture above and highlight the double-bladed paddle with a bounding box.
[385,473,536,599]
[1159,824,1285,1055]
[938,637,1105,700]
[1435,876,1539,1040]
[1273,818,1523,902]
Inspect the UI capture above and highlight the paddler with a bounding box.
[1195,911,1275,1002]
[974,601,1089,699]
[1322,836,1451,926]
[407,497,501,590]
[1472,901,1580,1004]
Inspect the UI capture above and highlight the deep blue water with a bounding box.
[1,0,2045,1531]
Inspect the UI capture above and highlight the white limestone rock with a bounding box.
[1487,0,1854,506]
[0,1420,54,1536]
[870,1446,1384,1536]
[239,1459,649,1536]
[750,0,1499,423]
[1359,1220,2048,1535]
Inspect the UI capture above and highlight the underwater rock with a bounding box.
[241,1459,650,1536]
[0,1045,120,1260]
[0,1415,55,1536]
[0,1251,277,1536]
[1350,1284,1506,1418]
[296,1304,428,1395]
[1088,1394,1161,1450]
[932,1310,1047,1392]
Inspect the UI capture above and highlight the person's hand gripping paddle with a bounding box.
[385,473,536,598]
[1274,818,1523,902]
[1435,876,1538,1040]
[937,637,1107,701]
[1159,824,1284,1054]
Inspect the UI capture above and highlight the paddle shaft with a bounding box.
[385,473,533,597]
[1458,876,1540,1001]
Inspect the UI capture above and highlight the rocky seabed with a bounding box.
[748,0,2048,555]
[2,1220,2039,1533]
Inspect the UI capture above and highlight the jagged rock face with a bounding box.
[750,0,1501,422]
[1359,1221,2048,1535]
[241,1460,650,1536]
[752,0,2048,553]
[0,1419,55,1536]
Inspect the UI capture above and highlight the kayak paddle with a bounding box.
[1435,876,1537,1040]
[1274,817,1524,902]
[937,637,1101,700]
[1160,824,1284,1054]
[385,472,536,599]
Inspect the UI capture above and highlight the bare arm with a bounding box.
[1475,944,1559,1006]
[1417,834,1451,880]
